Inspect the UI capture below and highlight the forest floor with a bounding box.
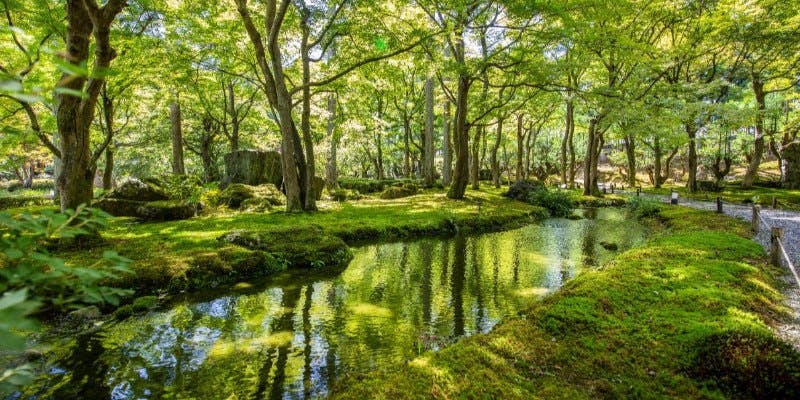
[643,184,800,210]
[20,187,548,296]
[329,207,800,399]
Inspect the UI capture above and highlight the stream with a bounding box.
[21,208,646,399]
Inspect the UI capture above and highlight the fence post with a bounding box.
[771,227,785,267]
[636,187,641,197]
[716,197,723,213]
[772,197,778,208]
[752,205,760,233]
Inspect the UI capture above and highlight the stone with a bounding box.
[223,150,283,187]
[218,183,285,210]
[68,306,102,321]
[379,185,417,200]
[107,178,169,202]
[218,226,352,268]
[783,141,800,189]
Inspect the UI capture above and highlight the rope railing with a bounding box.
[752,204,800,288]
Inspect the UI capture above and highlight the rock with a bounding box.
[218,183,255,208]
[107,178,169,201]
[599,241,619,251]
[94,198,144,217]
[224,150,283,187]
[504,179,545,202]
[783,141,800,189]
[566,214,583,220]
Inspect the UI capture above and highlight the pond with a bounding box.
[23,208,646,399]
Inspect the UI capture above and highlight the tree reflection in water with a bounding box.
[28,208,644,399]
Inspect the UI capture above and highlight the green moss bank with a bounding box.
[56,189,546,295]
[329,207,799,399]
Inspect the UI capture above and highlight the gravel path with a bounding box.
[625,192,800,349]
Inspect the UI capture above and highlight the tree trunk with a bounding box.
[403,116,412,178]
[375,97,385,180]
[686,122,698,193]
[56,0,126,211]
[624,133,636,187]
[561,99,573,185]
[103,147,114,191]
[583,116,602,196]
[325,93,338,189]
[226,82,240,152]
[423,74,435,187]
[300,22,317,211]
[490,118,503,188]
[442,100,452,186]
[515,114,525,182]
[170,100,185,175]
[653,135,663,188]
[470,126,482,189]
[743,78,766,188]
[447,71,470,200]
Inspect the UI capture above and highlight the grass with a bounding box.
[328,207,798,399]
[5,187,547,294]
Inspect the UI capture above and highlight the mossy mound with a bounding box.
[689,330,800,399]
[107,178,169,202]
[94,198,196,221]
[143,174,203,201]
[504,179,545,201]
[217,183,285,210]
[330,189,362,202]
[218,226,353,268]
[379,184,417,200]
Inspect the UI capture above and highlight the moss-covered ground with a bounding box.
[329,207,799,399]
[7,187,546,294]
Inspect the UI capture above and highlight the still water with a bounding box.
[26,208,645,399]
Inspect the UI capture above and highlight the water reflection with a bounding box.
[27,208,645,399]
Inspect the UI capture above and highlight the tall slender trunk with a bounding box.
[403,116,412,178]
[447,72,470,199]
[490,118,503,188]
[103,147,114,191]
[743,78,766,188]
[686,123,698,192]
[653,135,663,188]
[624,133,636,187]
[170,100,185,175]
[325,93,338,189]
[568,117,576,187]
[226,82,240,152]
[423,73,435,187]
[300,22,317,210]
[560,100,573,185]
[515,114,525,182]
[442,101,452,186]
[470,126,482,189]
[583,116,601,196]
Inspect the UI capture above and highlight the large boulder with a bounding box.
[783,141,800,189]
[107,178,169,202]
[224,150,283,187]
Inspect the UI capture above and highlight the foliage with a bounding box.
[0,205,132,394]
[527,189,576,218]
[504,180,545,202]
[627,197,663,218]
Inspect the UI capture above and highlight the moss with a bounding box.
[219,226,353,269]
[329,204,795,399]
[131,295,159,312]
[379,185,417,199]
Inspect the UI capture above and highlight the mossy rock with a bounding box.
[132,295,159,312]
[218,183,255,208]
[330,189,362,202]
[223,150,283,186]
[143,174,203,200]
[107,178,169,201]
[218,183,284,210]
[379,185,417,200]
[218,226,353,269]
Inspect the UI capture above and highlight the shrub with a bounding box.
[504,179,545,202]
[689,330,800,399]
[144,174,203,202]
[528,189,575,217]
[627,197,662,218]
[330,189,362,202]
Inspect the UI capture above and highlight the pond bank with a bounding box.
[60,189,548,297]
[329,207,800,399]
